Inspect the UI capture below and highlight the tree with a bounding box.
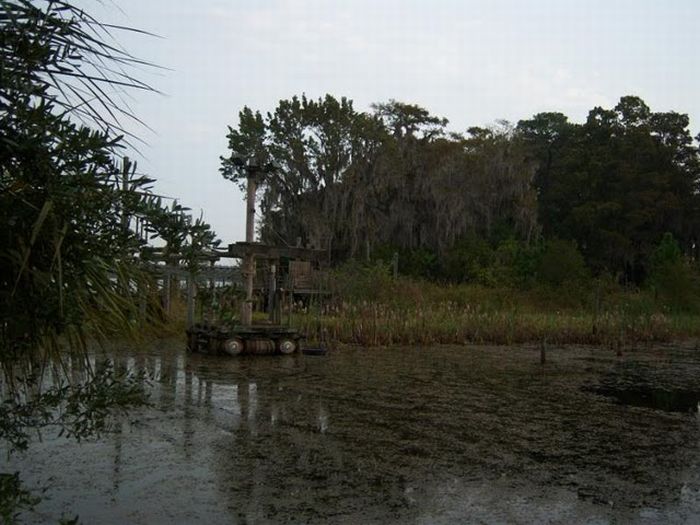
[1,1,164,517]
[518,96,700,282]
[221,97,540,272]
[222,94,699,286]
[1,0,160,363]
[221,94,386,257]
[372,99,448,139]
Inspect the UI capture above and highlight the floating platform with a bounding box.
[186,322,304,356]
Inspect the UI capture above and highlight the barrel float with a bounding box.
[278,338,296,354]
[222,337,244,356]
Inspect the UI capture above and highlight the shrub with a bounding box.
[537,238,588,287]
[647,233,700,312]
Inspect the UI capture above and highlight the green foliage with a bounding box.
[1,0,157,364]
[519,97,700,281]
[372,99,448,139]
[0,472,39,525]
[442,236,493,283]
[492,238,543,288]
[142,200,220,272]
[330,260,394,302]
[0,2,173,520]
[1,1,220,363]
[0,362,146,455]
[400,247,440,280]
[223,91,699,298]
[537,239,589,288]
[647,233,700,312]
[221,94,384,253]
[221,96,538,262]
[650,232,683,269]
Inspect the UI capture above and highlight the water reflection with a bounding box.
[8,342,700,524]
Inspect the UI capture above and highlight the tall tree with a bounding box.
[518,96,700,281]
[221,94,384,256]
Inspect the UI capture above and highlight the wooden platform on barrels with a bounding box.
[186,322,303,356]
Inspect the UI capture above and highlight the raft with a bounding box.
[186,322,304,356]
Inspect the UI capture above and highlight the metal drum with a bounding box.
[222,337,244,356]
[278,338,296,354]
[246,339,276,354]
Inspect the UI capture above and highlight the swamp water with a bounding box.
[9,341,700,524]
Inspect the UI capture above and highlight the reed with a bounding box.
[295,305,700,347]
[293,268,700,347]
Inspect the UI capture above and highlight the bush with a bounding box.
[537,238,588,287]
[442,236,494,283]
[647,233,700,312]
[331,260,394,302]
[491,238,542,288]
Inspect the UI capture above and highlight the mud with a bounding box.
[7,341,700,524]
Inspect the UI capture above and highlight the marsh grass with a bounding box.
[293,266,700,347]
[295,306,699,347]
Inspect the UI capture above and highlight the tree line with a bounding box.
[221,94,700,288]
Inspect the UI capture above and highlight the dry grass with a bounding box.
[293,265,700,347]
[295,304,700,347]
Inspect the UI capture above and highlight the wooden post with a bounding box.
[187,272,196,328]
[267,263,277,322]
[540,337,547,365]
[392,252,399,279]
[241,172,257,326]
[163,271,171,316]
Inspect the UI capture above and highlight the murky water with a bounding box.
[8,341,700,524]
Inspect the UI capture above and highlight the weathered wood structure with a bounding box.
[181,161,327,356]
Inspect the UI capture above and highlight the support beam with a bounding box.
[187,272,196,328]
[267,263,277,321]
[163,273,171,316]
[241,173,257,326]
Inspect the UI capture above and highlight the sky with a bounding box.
[85,0,700,245]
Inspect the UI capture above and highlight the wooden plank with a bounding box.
[226,242,325,262]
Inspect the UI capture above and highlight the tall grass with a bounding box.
[294,263,700,347]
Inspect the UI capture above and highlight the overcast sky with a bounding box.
[87,0,700,245]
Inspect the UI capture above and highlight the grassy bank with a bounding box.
[295,307,700,347]
[291,265,700,347]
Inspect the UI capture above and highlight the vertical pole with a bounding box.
[540,337,547,365]
[163,272,171,316]
[241,173,257,326]
[187,272,196,328]
[267,264,277,322]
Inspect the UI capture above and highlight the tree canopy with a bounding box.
[222,94,700,284]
